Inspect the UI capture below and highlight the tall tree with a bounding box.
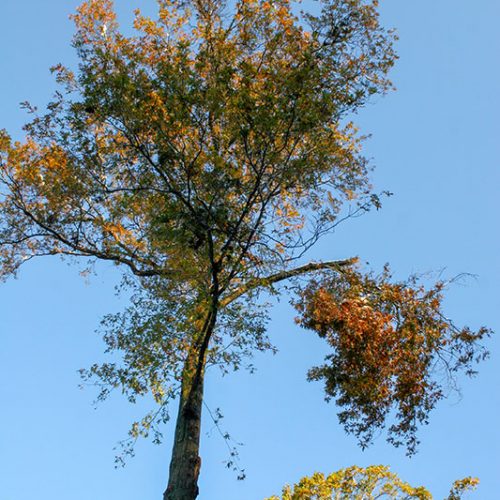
[0,1,489,498]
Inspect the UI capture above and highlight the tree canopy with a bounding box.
[265,466,479,500]
[0,0,490,498]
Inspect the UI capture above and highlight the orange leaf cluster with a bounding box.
[296,267,490,453]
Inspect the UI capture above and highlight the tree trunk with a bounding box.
[163,353,205,500]
[163,292,219,499]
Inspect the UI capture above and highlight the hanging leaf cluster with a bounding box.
[295,267,490,454]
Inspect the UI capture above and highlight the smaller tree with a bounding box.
[266,465,479,500]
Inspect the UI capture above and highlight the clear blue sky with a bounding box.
[1,1,499,499]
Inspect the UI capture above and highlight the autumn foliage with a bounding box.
[296,267,489,453]
[0,0,396,283]
[266,465,479,500]
[0,0,490,498]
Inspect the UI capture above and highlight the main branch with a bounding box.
[221,257,359,307]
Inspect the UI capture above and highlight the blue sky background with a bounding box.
[1,1,499,499]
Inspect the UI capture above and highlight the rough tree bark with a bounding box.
[163,356,205,500]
